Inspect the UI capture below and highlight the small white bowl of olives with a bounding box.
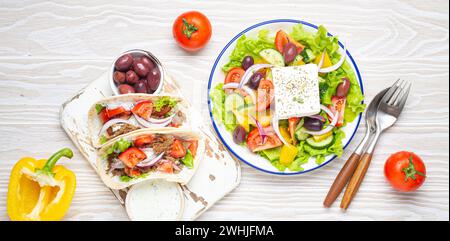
[110,49,164,95]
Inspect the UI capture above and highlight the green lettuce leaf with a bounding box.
[181,150,194,169]
[154,97,178,112]
[222,30,276,72]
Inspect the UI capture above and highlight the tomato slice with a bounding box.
[134,135,155,148]
[99,109,110,124]
[168,139,187,158]
[246,126,282,152]
[188,140,198,157]
[225,67,245,84]
[288,117,301,145]
[131,100,153,120]
[118,147,147,168]
[157,160,174,174]
[256,79,274,112]
[124,167,142,177]
[329,96,346,127]
[275,30,305,54]
[106,106,128,118]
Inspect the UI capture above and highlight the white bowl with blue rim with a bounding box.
[207,19,364,175]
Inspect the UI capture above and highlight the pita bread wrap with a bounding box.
[87,94,190,148]
[96,128,204,190]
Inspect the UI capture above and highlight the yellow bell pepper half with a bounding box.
[280,144,299,166]
[7,148,76,221]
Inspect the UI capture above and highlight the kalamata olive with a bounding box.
[247,72,264,89]
[126,70,139,85]
[134,80,148,93]
[303,117,324,131]
[133,60,150,77]
[241,56,254,70]
[139,56,155,70]
[113,71,126,84]
[146,68,161,92]
[283,42,298,64]
[115,54,133,71]
[233,125,247,144]
[118,84,135,94]
[336,77,351,97]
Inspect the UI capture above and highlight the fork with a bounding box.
[340,79,412,210]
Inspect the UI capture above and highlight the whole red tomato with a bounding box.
[172,11,212,52]
[384,151,426,192]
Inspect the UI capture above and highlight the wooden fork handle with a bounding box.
[323,152,361,207]
[340,152,373,210]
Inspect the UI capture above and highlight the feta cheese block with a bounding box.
[271,64,321,119]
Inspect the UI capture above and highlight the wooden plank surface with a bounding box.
[0,0,448,220]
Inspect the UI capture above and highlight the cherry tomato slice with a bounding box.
[328,96,346,127]
[168,139,187,158]
[124,167,142,177]
[106,106,128,118]
[288,117,301,145]
[275,30,305,53]
[131,100,153,120]
[134,135,155,148]
[188,140,198,157]
[99,109,110,124]
[256,79,274,112]
[157,160,174,174]
[118,147,147,168]
[246,126,282,152]
[225,67,245,84]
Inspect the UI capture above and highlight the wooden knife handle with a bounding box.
[323,152,361,208]
[340,152,373,210]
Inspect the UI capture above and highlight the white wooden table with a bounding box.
[0,0,448,221]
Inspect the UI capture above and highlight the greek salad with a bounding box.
[210,24,365,172]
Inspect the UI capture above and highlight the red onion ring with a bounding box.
[308,114,326,123]
[222,82,240,90]
[320,105,335,120]
[98,118,133,136]
[133,113,173,128]
[136,152,165,167]
[241,86,257,104]
[271,117,289,145]
[250,115,267,144]
[148,112,176,124]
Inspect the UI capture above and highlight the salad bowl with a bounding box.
[208,19,365,175]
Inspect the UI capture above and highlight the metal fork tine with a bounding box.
[397,81,411,110]
[381,79,400,104]
[389,80,407,106]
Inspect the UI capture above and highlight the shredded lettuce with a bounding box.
[154,97,178,112]
[105,138,132,156]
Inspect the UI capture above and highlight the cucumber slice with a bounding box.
[289,55,304,66]
[224,93,245,113]
[259,49,285,67]
[305,135,334,149]
[295,127,310,141]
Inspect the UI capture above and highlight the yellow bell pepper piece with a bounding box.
[313,131,333,142]
[7,148,76,221]
[279,127,292,144]
[314,50,332,68]
[280,144,299,166]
